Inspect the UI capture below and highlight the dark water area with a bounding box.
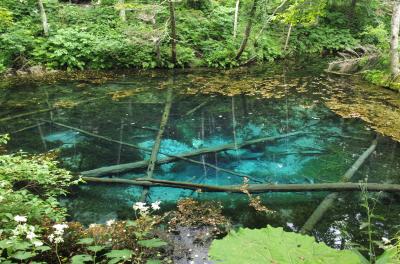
[1,60,400,251]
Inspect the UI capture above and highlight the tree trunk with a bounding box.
[119,0,126,22]
[300,138,377,234]
[81,130,305,177]
[140,87,173,201]
[284,24,292,52]
[233,0,240,38]
[235,0,259,60]
[81,177,400,194]
[38,0,49,36]
[169,0,177,65]
[391,1,400,76]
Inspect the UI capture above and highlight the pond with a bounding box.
[1,59,400,251]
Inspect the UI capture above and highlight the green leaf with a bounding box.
[209,225,365,264]
[376,247,400,264]
[105,249,134,259]
[146,259,162,264]
[87,245,105,252]
[12,251,36,260]
[77,238,94,245]
[13,241,32,251]
[36,245,51,252]
[138,238,168,248]
[71,254,93,264]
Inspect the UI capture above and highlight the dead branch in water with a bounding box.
[300,138,378,234]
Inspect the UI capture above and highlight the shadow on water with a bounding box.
[1,60,400,251]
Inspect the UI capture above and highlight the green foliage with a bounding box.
[277,0,327,26]
[360,23,389,51]
[209,225,368,263]
[257,35,283,61]
[290,26,358,54]
[0,7,13,32]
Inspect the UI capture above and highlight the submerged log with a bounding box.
[81,130,305,177]
[141,87,173,201]
[300,138,378,234]
[43,120,261,182]
[81,177,400,193]
[184,100,210,116]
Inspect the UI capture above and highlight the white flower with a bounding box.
[26,231,36,240]
[151,201,161,210]
[33,240,43,247]
[106,219,115,226]
[48,234,55,243]
[382,237,391,244]
[133,202,147,211]
[54,236,64,243]
[14,215,27,223]
[53,223,68,231]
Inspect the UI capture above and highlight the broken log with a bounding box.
[300,138,378,234]
[81,177,400,193]
[81,131,305,177]
[141,87,173,201]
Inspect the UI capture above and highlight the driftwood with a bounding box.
[81,177,400,193]
[300,138,378,234]
[141,88,173,201]
[81,130,305,177]
[43,120,261,182]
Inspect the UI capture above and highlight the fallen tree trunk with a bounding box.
[81,177,400,193]
[43,120,261,182]
[81,130,305,177]
[185,100,210,116]
[300,138,378,234]
[141,88,173,201]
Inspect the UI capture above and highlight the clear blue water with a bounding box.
[1,61,400,250]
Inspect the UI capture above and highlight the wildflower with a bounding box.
[106,219,115,226]
[133,202,147,211]
[54,236,64,243]
[48,234,55,243]
[14,215,27,223]
[382,237,391,244]
[26,231,36,240]
[33,240,43,247]
[133,202,149,215]
[151,201,161,210]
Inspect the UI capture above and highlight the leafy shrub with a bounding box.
[290,26,358,54]
[360,23,389,51]
[33,28,96,70]
[257,35,283,61]
[0,7,13,32]
[202,40,239,68]
[0,27,36,69]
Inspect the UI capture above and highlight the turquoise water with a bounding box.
[1,61,400,250]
